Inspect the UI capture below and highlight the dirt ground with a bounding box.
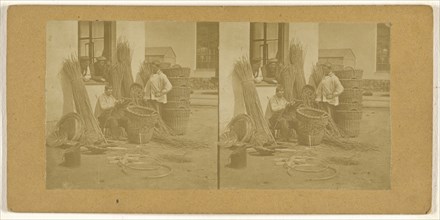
[46,105,218,189]
[219,107,391,190]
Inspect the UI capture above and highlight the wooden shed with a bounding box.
[145,47,176,65]
[318,49,356,69]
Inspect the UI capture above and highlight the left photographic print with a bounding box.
[45,21,219,189]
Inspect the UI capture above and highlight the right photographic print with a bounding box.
[219,22,391,189]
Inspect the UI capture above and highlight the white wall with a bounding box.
[145,22,197,75]
[117,21,146,80]
[46,21,78,122]
[219,22,250,131]
[319,23,387,80]
[289,23,319,84]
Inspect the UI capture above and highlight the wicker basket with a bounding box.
[167,86,191,101]
[161,67,191,78]
[125,106,158,143]
[164,100,191,109]
[168,77,190,87]
[339,89,363,103]
[335,110,363,137]
[340,79,362,89]
[336,102,363,111]
[162,106,191,135]
[296,108,329,146]
[334,67,363,80]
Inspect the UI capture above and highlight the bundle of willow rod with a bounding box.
[137,62,154,87]
[289,39,307,100]
[233,56,276,146]
[116,39,134,98]
[279,65,295,102]
[60,55,105,144]
[309,63,324,89]
[110,63,124,99]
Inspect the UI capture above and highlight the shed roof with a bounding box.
[319,49,356,59]
[145,47,176,57]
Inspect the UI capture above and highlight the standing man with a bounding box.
[265,86,298,142]
[94,85,128,140]
[143,61,173,114]
[315,63,344,120]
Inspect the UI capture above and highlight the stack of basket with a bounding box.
[161,67,191,135]
[334,67,364,137]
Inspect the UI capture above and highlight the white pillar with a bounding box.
[46,21,78,122]
[219,22,250,131]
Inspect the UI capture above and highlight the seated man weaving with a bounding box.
[94,85,129,140]
[265,86,299,142]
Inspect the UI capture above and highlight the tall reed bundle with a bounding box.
[110,63,124,99]
[116,39,134,98]
[289,39,307,99]
[60,55,105,144]
[279,65,295,102]
[309,64,324,89]
[233,57,276,146]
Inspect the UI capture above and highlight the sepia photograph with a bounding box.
[219,22,391,189]
[5,4,435,215]
[45,21,219,189]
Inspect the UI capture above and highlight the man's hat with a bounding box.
[105,85,113,91]
[96,56,107,61]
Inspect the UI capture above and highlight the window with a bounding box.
[78,21,115,77]
[250,23,288,66]
[376,23,391,72]
[196,22,219,71]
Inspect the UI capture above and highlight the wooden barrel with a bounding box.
[162,106,191,135]
[335,110,362,137]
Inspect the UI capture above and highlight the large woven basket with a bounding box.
[340,79,363,89]
[335,110,363,137]
[164,99,191,109]
[162,106,191,135]
[168,77,190,87]
[339,89,363,103]
[296,108,329,146]
[125,106,158,143]
[334,67,363,80]
[167,86,191,101]
[161,67,191,78]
